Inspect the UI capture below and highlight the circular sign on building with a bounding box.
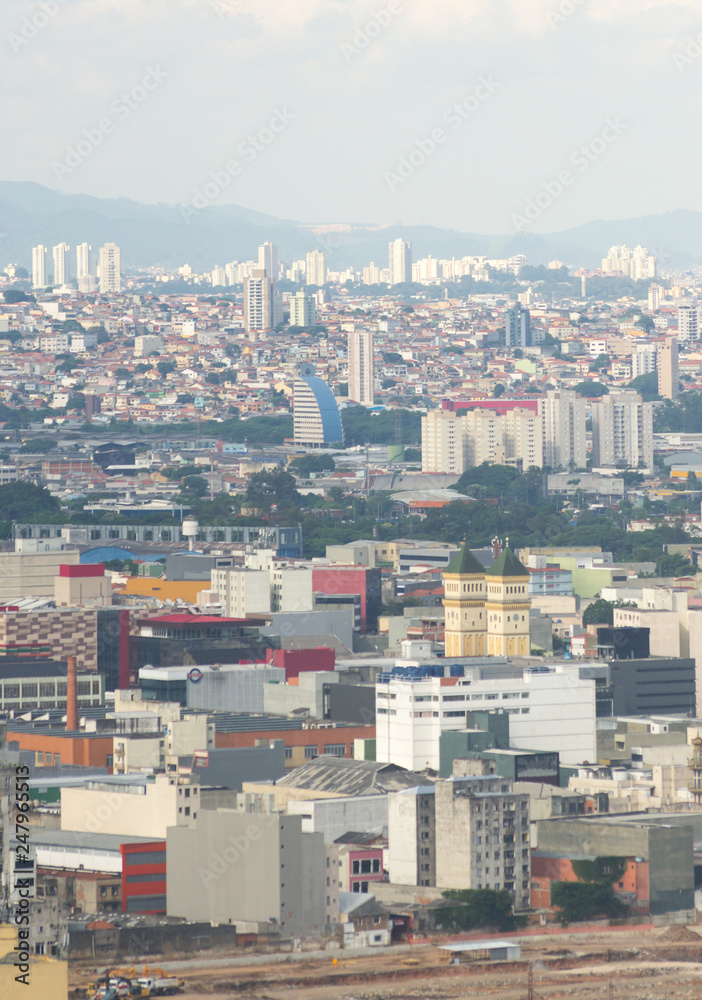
[187,667,204,683]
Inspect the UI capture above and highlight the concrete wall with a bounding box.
[288,794,389,842]
[166,810,325,938]
[609,659,696,717]
[0,549,80,601]
[388,789,422,887]
[186,745,286,792]
[535,818,694,916]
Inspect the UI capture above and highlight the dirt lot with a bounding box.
[70,925,702,1000]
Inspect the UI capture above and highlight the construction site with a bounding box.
[69,924,702,1000]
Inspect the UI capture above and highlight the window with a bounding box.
[360,859,372,874]
[352,861,360,875]
[323,744,346,757]
[284,747,293,759]
[304,746,318,759]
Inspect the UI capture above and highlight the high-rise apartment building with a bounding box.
[632,343,657,379]
[76,242,96,287]
[98,243,121,293]
[258,241,278,279]
[32,245,48,289]
[601,245,656,280]
[52,243,70,285]
[388,238,412,285]
[504,304,531,349]
[421,410,467,475]
[305,250,326,287]
[244,270,275,333]
[648,284,662,311]
[421,407,542,474]
[677,304,698,342]
[347,328,374,406]
[503,407,543,470]
[591,392,653,470]
[363,262,381,285]
[289,290,316,328]
[211,265,227,287]
[388,772,531,907]
[539,390,587,471]
[658,337,679,401]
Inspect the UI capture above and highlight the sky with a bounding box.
[2,0,702,235]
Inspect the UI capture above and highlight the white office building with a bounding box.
[289,291,316,328]
[632,343,658,379]
[376,665,597,769]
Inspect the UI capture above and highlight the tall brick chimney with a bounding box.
[66,655,78,731]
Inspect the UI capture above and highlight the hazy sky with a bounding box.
[2,0,702,234]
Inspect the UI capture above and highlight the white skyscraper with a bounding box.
[388,238,412,285]
[591,392,653,470]
[539,389,587,471]
[258,241,278,279]
[601,245,657,280]
[76,243,95,281]
[632,343,658,379]
[305,251,326,287]
[52,243,70,285]
[32,245,48,289]
[677,304,698,342]
[348,328,374,406]
[98,243,121,293]
[658,337,679,401]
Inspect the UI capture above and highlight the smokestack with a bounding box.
[66,656,78,731]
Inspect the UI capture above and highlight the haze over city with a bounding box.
[2,0,702,233]
[6,4,702,1000]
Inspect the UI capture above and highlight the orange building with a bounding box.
[215,723,375,769]
[531,852,650,914]
[7,729,114,769]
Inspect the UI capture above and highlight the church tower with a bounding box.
[442,545,487,657]
[485,546,531,656]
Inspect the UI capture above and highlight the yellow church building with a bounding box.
[443,543,531,658]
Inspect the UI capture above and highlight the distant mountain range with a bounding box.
[1,182,701,273]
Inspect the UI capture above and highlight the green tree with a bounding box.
[179,475,208,498]
[436,889,527,933]
[290,454,335,477]
[582,598,636,626]
[551,857,628,925]
[0,481,60,535]
[245,467,301,515]
[574,381,609,397]
[157,361,177,377]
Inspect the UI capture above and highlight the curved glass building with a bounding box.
[293,364,344,446]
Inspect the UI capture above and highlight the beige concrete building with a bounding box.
[613,606,681,658]
[0,542,79,602]
[167,810,326,938]
[61,773,200,838]
[539,389,587,471]
[591,392,653,470]
[210,564,313,617]
[421,410,466,475]
[54,571,112,608]
[658,336,679,400]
